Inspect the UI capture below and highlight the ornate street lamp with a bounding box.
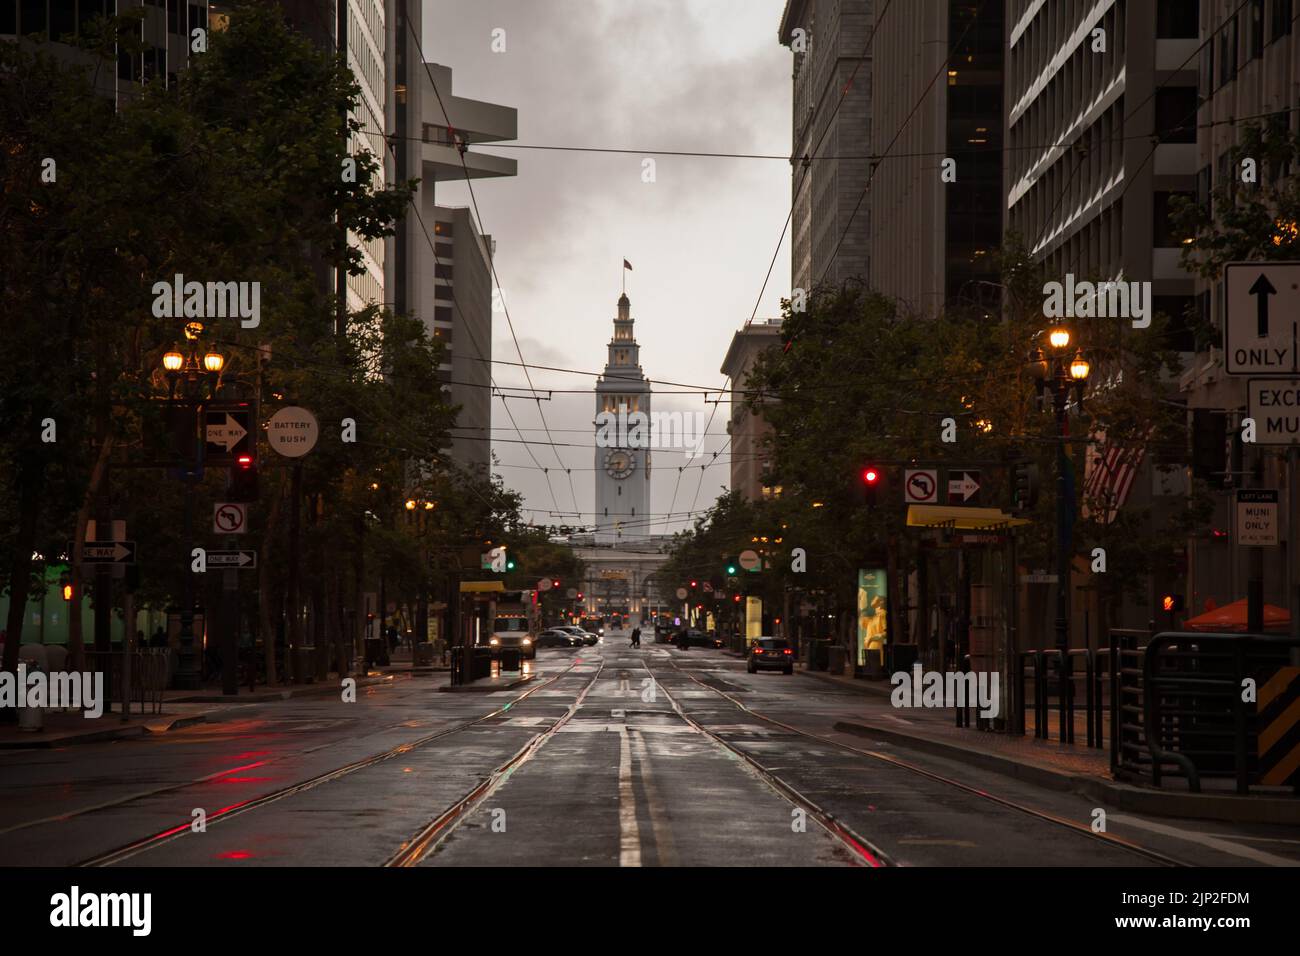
[158,342,225,690]
[1030,326,1090,741]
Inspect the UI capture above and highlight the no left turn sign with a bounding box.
[213,502,248,534]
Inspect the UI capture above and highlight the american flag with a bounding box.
[1082,431,1147,524]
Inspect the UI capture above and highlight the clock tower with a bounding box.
[594,292,651,544]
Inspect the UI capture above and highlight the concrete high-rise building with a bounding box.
[779,0,874,294]
[1007,0,1202,632]
[720,319,784,502]
[594,293,652,545]
[1006,0,1199,334]
[1180,0,1299,617]
[384,29,517,475]
[870,1,1005,314]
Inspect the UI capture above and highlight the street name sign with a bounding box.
[268,406,319,458]
[904,468,939,504]
[1236,490,1279,547]
[207,550,258,569]
[1247,379,1300,444]
[1225,262,1300,376]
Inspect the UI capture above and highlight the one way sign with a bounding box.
[207,550,257,569]
[1225,262,1300,376]
[947,470,981,505]
[204,403,254,464]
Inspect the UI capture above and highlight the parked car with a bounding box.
[535,628,582,648]
[673,628,719,649]
[747,637,794,674]
[558,625,599,646]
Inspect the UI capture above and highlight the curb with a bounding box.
[832,720,1300,826]
[168,674,395,704]
[0,712,210,749]
[798,668,893,697]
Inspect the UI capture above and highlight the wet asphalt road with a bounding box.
[1,634,1297,867]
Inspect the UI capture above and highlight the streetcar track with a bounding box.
[656,655,1186,868]
[385,660,607,867]
[639,655,891,867]
[73,661,584,867]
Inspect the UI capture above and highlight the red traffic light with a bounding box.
[62,583,73,601]
[689,580,697,588]
[237,454,253,467]
[862,467,879,484]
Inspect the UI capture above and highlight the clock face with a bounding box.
[605,450,635,479]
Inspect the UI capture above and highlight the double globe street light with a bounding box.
[1029,323,1090,742]
[158,324,226,689]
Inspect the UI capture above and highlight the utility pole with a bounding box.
[287,461,303,682]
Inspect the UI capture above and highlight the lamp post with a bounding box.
[160,333,224,690]
[1030,326,1089,743]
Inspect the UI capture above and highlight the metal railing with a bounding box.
[1112,630,1300,793]
[84,649,170,715]
[1015,647,1109,747]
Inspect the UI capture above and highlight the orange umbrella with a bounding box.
[1183,598,1291,633]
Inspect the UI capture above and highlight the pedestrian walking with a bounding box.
[630,626,641,648]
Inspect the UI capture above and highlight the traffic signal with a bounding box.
[858,465,881,509]
[689,579,698,589]
[725,558,738,575]
[1160,593,1184,614]
[60,574,73,601]
[1011,461,1040,512]
[229,455,259,502]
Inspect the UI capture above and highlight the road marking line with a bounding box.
[618,726,642,867]
[1109,814,1296,867]
[630,729,678,866]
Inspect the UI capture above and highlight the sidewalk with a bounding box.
[796,665,1300,826]
[0,670,402,749]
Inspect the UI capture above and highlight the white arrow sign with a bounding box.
[1225,262,1300,376]
[206,413,248,452]
[948,471,981,503]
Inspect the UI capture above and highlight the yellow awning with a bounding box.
[906,505,1030,530]
[459,580,506,593]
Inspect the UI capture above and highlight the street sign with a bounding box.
[213,502,248,534]
[702,582,714,593]
[566,588,578,599]
[738,549,760,571]
[1247,379,1300,444]
[80,541,136,564]
[1236,490,1280,547]
[268,406,319,458]
[204,405,253,464]
[947,470,982,505]
[207,550,258,569]
[904,468,939,504]
[1225,262,1300,376]
[675,587,688,600]
[538,577,553,591]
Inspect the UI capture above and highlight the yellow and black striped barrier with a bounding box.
[1257,666,1300,787]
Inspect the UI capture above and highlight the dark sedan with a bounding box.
[535,628,583,648]
[747,637,794,674]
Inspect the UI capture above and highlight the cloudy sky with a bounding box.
[423,0,791,534]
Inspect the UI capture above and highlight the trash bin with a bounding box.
[471,647,493,681]
[499,649,522,673]
[887,643,918,675]
[826,644,847,675]
[807,640,829,671]
[364,637,386,668]
[18,662,44,732]
[413,642,435,666]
